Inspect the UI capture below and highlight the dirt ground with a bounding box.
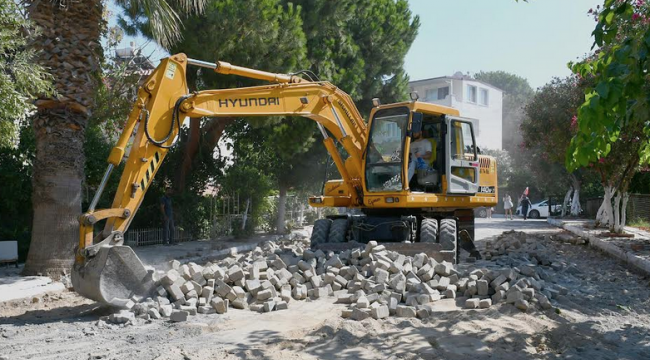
[2,218,650,360]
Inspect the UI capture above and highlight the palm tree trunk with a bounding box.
[23,0,103,278]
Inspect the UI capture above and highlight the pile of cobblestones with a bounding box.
[107,231,567,324]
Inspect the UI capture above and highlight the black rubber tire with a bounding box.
[439,218,458,264]
[477,208,487,218]
[311,219,332,247]
[328,218,349,243]
[420,218,438,243]
[529,210,540,219]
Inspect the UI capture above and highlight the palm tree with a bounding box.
[23,0,204,277]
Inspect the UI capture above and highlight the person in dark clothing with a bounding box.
[160,188,175,245]
[520,195,532,220]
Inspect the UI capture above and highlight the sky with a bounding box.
[404,0,600,89]
[112,0,601,90]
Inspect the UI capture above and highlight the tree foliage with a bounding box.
[225,117,326,233]
[474,71,534,152]
[0,125,34,260]
[521,76,604,215]
[288,0,419,113]
[474,71,534,102]
[565,0,650,230]
[116,0,206,49]
[169,0,307,87]
[0,0,52,142]
[521,77,583,164]
[567,0,650,170]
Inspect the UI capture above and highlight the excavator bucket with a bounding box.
[72,245,156,306]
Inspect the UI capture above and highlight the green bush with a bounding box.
[0,125,34,260]
[628,218,650,229]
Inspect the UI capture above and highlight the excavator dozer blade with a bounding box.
[72,245,156,306]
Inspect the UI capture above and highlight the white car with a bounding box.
[515,200,561,219]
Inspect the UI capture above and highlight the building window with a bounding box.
[467,85,477,103]
[425,88,437,101]
[479,88,489,106]
[438,86,449,100]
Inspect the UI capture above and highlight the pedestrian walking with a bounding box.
[486,206,493,219]
[503,193,514,220]
[520,194,532,220]
[160,187,175,245]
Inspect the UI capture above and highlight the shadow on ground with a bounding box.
[0,302,112,325]
[216,305,650,360]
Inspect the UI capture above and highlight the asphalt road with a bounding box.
[475,215,555,240]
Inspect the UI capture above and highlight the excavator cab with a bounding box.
[363,107,480,197]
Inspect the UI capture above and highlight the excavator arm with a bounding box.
[72,53,369,305]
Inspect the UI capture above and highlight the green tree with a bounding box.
[0,0,52,146]
[567,0,650,232]
[289,0,419,113]
[474,71,534,153]
[227,118,326,233]
[23,0,205,277]
[521,77,593,216]
[0,125,35,260]
[220,161,273,236]
[168,0,307,193]
[265,0,419,231]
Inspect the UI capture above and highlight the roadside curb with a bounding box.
[548,218,650,277]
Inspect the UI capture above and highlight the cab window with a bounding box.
[365,107,409,192]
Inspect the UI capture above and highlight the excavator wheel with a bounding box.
[439,218,458,264]
[310,219,332,247]
[420,218,438,242]
[328,219,349,243]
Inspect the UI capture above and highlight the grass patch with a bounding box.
[628,217,650,229]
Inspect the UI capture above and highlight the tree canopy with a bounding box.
[0,0,52,145]
[567,0,650,170]
[474,70,534,152]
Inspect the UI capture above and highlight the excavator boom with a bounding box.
[73,54,372,305]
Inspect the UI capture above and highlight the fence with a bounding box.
[124,197,313,247]
[547,194,587,217]
[584,193,650,221]
[124,227,192,247]
[628,194,650,221]
[585,197,602,217]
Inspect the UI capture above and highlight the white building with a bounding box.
[409,73,503,150]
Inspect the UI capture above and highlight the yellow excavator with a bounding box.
[71,53,498,306]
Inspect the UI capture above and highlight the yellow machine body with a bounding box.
[72,54,497,305]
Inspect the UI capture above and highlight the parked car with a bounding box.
[515,200,562,219]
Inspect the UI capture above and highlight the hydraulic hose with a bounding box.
[143,94,194,149]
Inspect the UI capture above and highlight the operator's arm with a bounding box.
[419,151,432,161]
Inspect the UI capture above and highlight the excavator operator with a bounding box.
[425,125,440,167]
[407,129,432,187]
